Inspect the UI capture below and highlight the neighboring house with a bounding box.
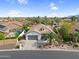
[0,20,23,38]
[0,20,23,30]
[18,24,55,49]
[0,25,9,33]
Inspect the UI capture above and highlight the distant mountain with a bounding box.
[67,14,79,19]
[75,14,79,17]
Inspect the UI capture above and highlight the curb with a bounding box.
[0,49,79,52]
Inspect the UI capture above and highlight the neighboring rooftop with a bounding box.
[0,20,23,30]
[0,25,6,28]
[0,24,8,33]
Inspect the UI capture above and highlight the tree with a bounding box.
[58,26,71,42]
[23,25,30,31]
[48,32,63,45]
[0,32,5,40]
[54,17,60,23]
[71,16,77,22]
[48,33,55,45]
[41,34,49,41]
[47,32,57,45]
[41,33,54,45]
[61,21,73,33]
[69,33,75,43]
[74,32,79,43]
[69,32,79,43]
[59,21,73,42]
[15,31,21,38]
[44,16,47,20]
[53,27,63,43]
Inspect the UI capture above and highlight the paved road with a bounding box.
[0,50,79,59]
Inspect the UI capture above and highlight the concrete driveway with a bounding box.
[19,40,38,50]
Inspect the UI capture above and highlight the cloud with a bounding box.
[59,0,64,3]
[69,11,79,16]
[51,13,67,17]
[18,0,28,4]
[76,8,79,11]
[51,13,57,17]
[6,0,15,3]
[49,2,59,10]
[51,6,58,10]
[8,10,22,17]
[6,0,28,4]
[50,3,55,7]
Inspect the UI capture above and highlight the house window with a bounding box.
[40,28,44,31]
[41,34,47,41]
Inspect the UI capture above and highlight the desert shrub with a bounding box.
[15,32,21,38]
[22,25,30,31]
[15,45,19,49]
[73,43,79,48]
[5,37,16,39]
[18,36,24,41]
[0,32,5,40]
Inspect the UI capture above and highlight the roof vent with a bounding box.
[40,28,44,31]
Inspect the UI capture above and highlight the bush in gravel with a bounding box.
[15,45,19,49]
[18,36,24,41]
[5,37,16,39]
[73,43,79,48]
[0,32,5,40]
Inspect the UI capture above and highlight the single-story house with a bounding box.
[0,20,23,38]
[25,24,53,41]
[0,24,9,33]
[18,24,55,49]
[0,24,16,38]
[0,20,23,31]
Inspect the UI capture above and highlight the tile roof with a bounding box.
[27,24,53,34]
[0,21,23,30]
[0,25,6,28]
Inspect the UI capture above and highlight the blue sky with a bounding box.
[0,0,79,17]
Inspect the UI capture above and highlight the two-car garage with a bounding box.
[26,31,41,41]
[25,32,41,49]
[28,35,38,40]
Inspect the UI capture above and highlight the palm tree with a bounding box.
[42,32,61,45]
[48,33,54,45]
[47,32,59,45]
[69,32,79,43]
[74,32,79,43]
[71,16,77,22]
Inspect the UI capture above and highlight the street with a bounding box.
[0,50,79,59]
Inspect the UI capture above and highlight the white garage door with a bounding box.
[28,35,38,40]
